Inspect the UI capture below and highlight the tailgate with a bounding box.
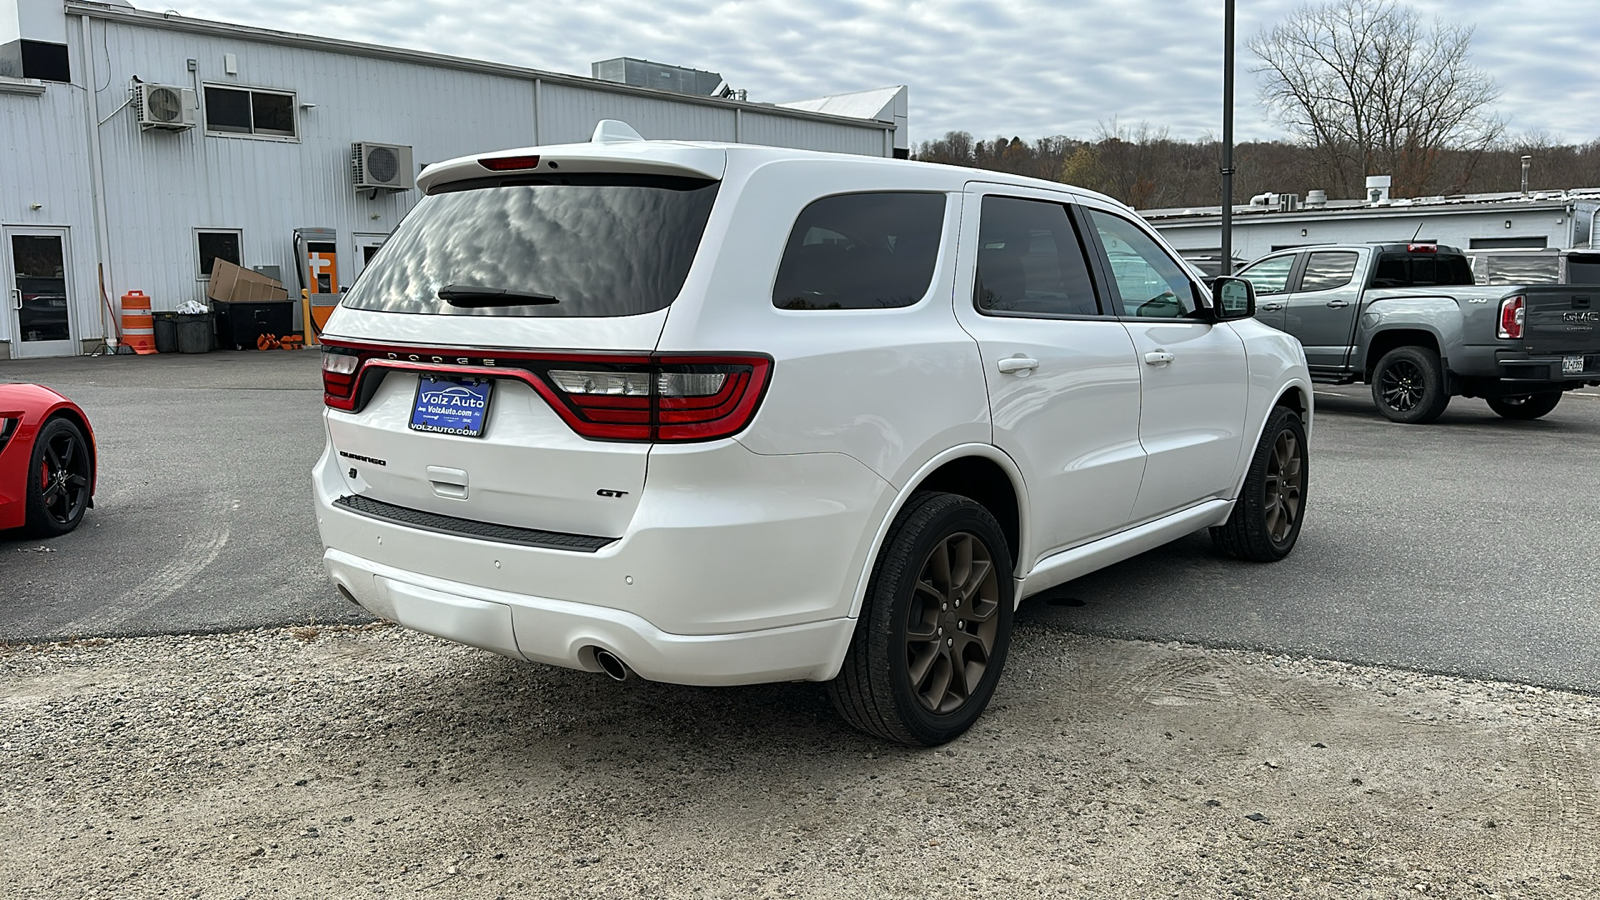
[326,360,648,539]
[1521,287,1600,355]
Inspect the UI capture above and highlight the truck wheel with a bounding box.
[1371,346,1450,423]
[829,492,1014,746]
[1210,405,1307,562]
[1486,392,1562,420]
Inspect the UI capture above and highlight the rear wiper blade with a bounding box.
[437,285,560,307]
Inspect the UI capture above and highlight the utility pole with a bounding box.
[1220,0,1236,275]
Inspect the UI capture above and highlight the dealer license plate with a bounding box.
[1564,355,1585,375]
[409,376,493,437]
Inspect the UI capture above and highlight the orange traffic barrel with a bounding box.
[120,290,157,354]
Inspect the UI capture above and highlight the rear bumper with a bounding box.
[313,436,892,684]
[1450,346,1600,390]
[324,549,856,685]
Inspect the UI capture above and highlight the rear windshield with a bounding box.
[342,175,719,317]
[1370,252,1473,288]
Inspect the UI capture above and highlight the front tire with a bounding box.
[1371,346,1450,423]
[1487,392,1562,420]
[829,492,1014,746]
[24,417,93,538]
[1211,406,1308,562]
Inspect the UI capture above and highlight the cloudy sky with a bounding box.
[161,0,1600,147]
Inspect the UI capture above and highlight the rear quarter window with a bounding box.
[772,193,946,310]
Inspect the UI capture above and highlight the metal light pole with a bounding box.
[1220,0,1236,275]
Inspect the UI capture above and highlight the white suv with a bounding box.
[314,121,1311,745]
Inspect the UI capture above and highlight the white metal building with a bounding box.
[0,0,908,358]
[1144,185,1600,275]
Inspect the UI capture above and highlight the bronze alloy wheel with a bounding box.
[1263,428,1303,544]
[904,531,1001,715]
[1209,405,1308,562]
[829,491,1015,745]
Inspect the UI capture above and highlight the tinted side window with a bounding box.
[772,193,945,310]
[974,197,1099,317]
[1088,210,1200,317]
[1300,251,1359,292]
[1237,255,1295,295]
[1567,254,1600,284]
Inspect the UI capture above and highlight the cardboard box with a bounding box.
[207,259,289,304]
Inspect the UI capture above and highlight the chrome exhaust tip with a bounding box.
[592,648,632,682]
[335,584,361,607]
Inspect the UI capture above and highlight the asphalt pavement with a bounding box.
[1024,384,1600,694]
[0,350,359,637]
[4,350,1599,695]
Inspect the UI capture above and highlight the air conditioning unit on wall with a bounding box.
[352,142,415,191]
[133,83,198,130]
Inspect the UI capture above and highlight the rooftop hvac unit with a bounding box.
[133,83,197,131]
[352,142,415,192]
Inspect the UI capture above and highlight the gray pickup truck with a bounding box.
[1235,242,1600,423]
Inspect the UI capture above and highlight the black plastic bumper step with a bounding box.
[334,495,616,553]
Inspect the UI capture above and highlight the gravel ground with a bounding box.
[3,621,1597,899]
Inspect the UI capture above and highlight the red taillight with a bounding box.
[1498,295,1525,340]
[321,349,361,410]
[318,342,773,443]
[1407,242,1438,253]
[541,356,773,442]
[478,155,541,171]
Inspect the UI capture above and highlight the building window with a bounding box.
[204,85,296,138]
[1469,236,1549,250]
[197,230,242,279]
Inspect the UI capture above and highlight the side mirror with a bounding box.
[1210,276,1256,321]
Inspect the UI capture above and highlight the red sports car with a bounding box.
[0,384,96,536]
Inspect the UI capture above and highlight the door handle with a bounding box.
[1326,299,1350,308]
[10,288,20,311]
[1260,301,1285,311]
[996,356,1039,374]
[1143,351,1175,366]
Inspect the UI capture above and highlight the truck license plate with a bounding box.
[1563,355,1585,375]
[409,376,493,437]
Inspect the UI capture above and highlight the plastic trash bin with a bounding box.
[152,311,179,353]
[175,313,214,353]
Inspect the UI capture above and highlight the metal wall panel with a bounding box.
[0,43,99,347]
[537,81,736,144]
[89,17,536,315]
[739,110,886,156]
[11,9,896,354]
[1153,206,1580,264]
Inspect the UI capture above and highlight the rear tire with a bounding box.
[1371,346,1450,423]
[1211,406,1307,562]
[829,492,1014,746]
[1487,392,1561,420]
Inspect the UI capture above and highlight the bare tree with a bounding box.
[1249,0,1503,197]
